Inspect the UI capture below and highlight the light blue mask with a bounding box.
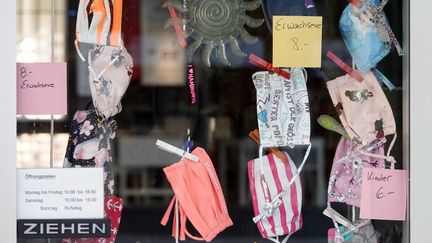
[339,0,401,72]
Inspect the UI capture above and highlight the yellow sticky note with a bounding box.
[272,16,323,68]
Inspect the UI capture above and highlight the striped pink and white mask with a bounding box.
[248,151,303,243]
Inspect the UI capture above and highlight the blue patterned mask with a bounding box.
[339,0,402,72]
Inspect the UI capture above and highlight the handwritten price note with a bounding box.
[272,16,323,68]
[360,168,407,221]
[16,63,67,115]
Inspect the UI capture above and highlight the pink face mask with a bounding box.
[327,71,396,148]
[160,147,233,242]
[327,137,385,207]
[248,150,303,243]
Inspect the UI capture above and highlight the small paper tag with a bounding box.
[16,63,67,115]
[360,168,407,220]
[273,16,322,67]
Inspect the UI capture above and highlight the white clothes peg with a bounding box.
[155,139,199,163]
[323,207,354,229]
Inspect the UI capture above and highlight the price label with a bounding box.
[272,16,323,68]
[17,168,104,219]
[16,63,67,115]
[360,168,407,221]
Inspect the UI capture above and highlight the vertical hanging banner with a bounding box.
[272,16,323,67]
[360,168,408,220]
[16,63,67,115]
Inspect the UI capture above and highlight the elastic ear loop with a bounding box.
[356,133,397,169]
[172,149,189,243]
[259,146,270,200]
[287,143,312,186]
[75,0,89,62]
[276,144,311,240]
[173,147,191,243]
[267,235,293,243]
[375,0,403,56]
[326,203,368,241]
[301,67,308,84]
[75,40,86,62]
[90,45,123,81]
[327,202,343,241]
[87,45,124,118]
[267,236,280,243]
[257,145,271,236]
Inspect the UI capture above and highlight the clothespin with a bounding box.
[348,0,362,8]
[248,129,289,163]
[323,207,354,229]
[249,54,291,79]
[326,51,363,82]
[183,129,194,153]
[164,0,187,48]
[155,139,199,162]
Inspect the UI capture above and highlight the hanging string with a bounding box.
[175,198,179,243]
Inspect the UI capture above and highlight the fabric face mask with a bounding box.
[63,109,117,195]
[88,45,133,119]
[248,150,303,243]
[75,0,124,61]
[339,0,402,73]
[326,71,396,147]
[253,68,311,149]
[328,220,380,243]
[161,147,233,242]
[327,137,385,207]
[76,0,111,46]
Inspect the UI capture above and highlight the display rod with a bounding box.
[49,3,55,243]
[49,0,55,169]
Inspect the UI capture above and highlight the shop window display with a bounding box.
[16,0,407,242]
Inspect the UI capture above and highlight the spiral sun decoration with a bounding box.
[163,0,264,67]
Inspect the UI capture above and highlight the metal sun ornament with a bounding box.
[163,0,264,67]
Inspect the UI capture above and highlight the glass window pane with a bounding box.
[16,0,409,242]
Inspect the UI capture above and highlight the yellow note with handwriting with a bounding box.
[273,16,323,68]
